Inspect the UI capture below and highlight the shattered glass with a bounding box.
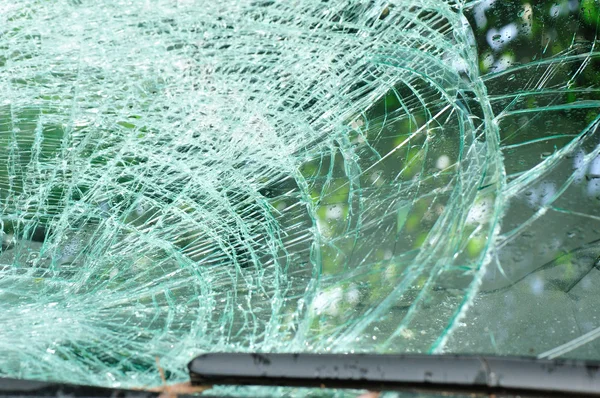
[0,0,599,390]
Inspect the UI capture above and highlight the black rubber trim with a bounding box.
[0,377,157,398]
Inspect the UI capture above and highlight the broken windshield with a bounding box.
[0,0,599,391]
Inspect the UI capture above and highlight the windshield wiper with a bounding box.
[188,353,600,397]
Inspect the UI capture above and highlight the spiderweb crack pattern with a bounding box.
[0,0,598,389]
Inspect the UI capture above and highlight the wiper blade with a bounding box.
[188,353,600,397]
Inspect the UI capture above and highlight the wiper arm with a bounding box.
[188,353,600,397]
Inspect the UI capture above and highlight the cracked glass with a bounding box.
[0,0,599,393]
